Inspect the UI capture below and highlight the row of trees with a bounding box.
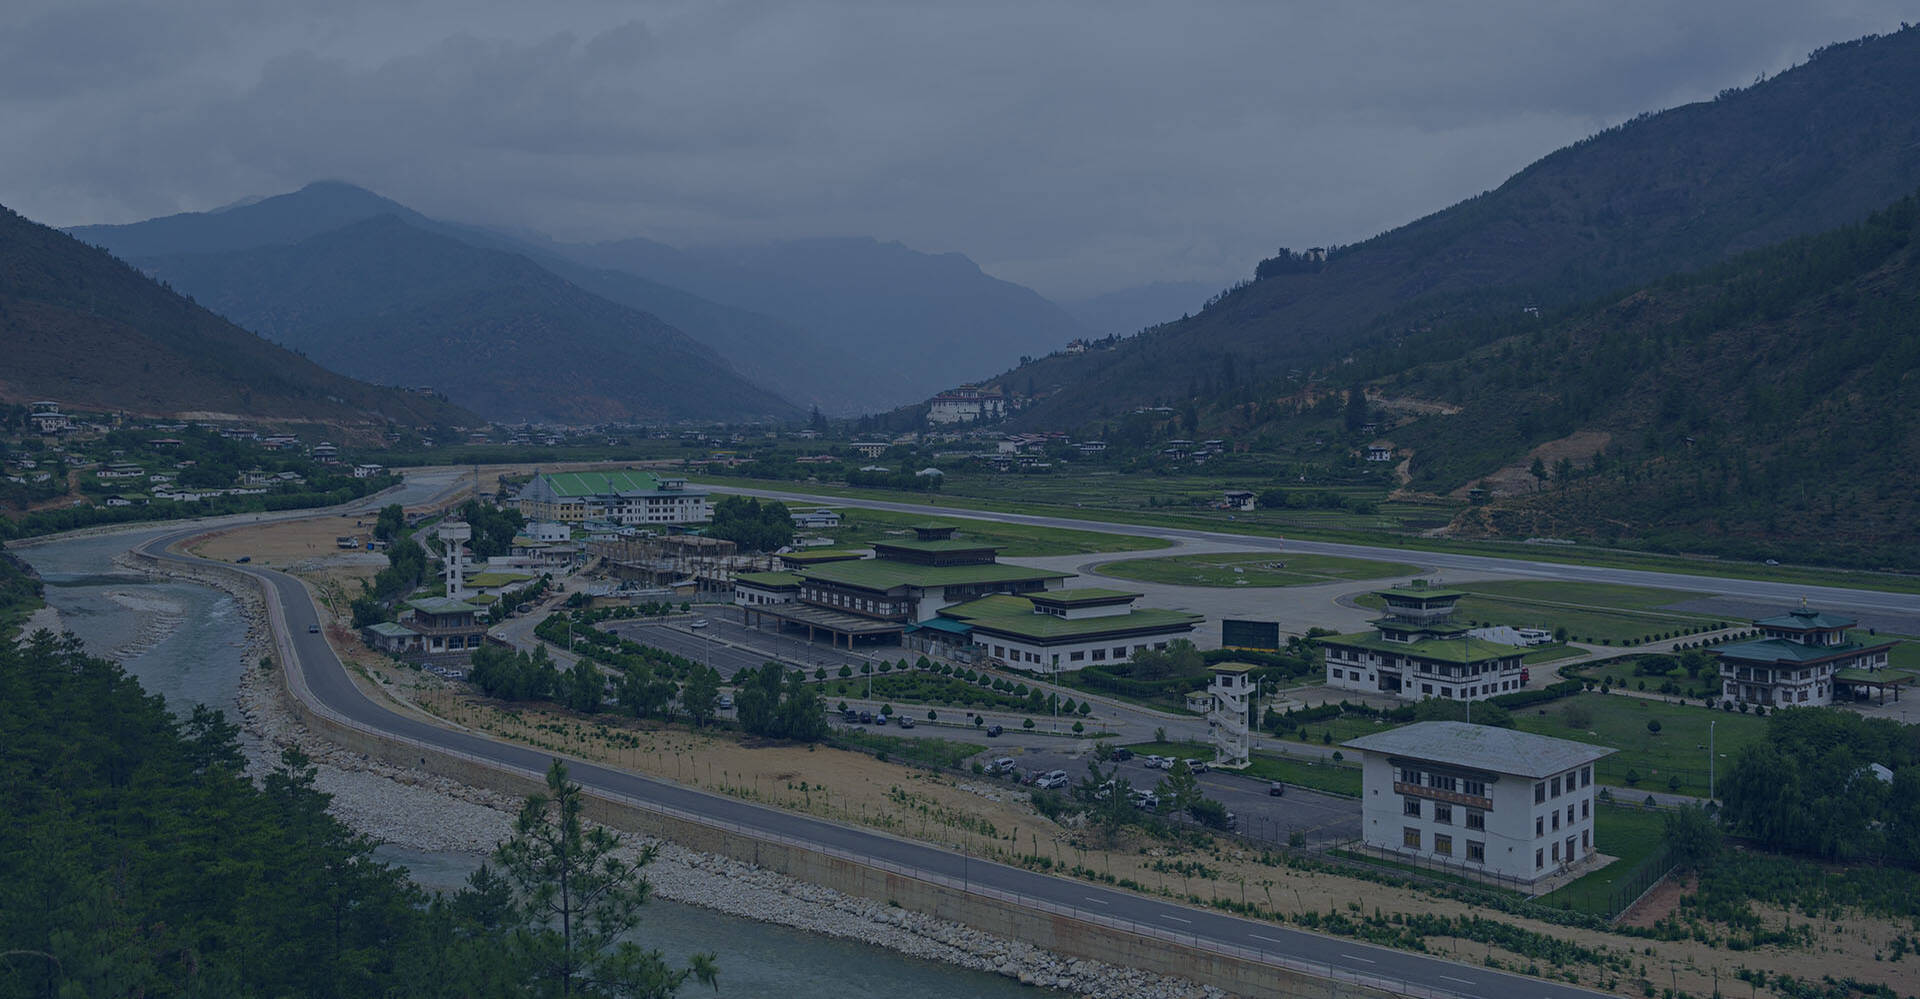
[0,628,716,997]
[1719,707,1920,862]
[734,661,829,741]
[705,495,793,552]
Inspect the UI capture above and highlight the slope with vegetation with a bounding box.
[0,203,471,426]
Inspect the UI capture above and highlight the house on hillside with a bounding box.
[1222,490,1256,512]
[927,384,1008,425]
[1366,443,1394,462]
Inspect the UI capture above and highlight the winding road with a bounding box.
[132,506,1611,998]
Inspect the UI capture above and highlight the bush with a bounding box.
[1023,718,1036,729]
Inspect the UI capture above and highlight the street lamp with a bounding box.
[1708,719,1716,801]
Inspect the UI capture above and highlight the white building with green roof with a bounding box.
[1323,582,1525,702]
[1713,604,1896,708]
[516,469,710,526]
[937,589,1202,673]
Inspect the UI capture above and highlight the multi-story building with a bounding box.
[516,470,711,526]
[1344,722,1612,884]
[1322,582,1525,701]
[936,588,1202,674]
[1713,604,1895,708]
[927,384,1008,425]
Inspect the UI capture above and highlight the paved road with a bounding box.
[137,519,1606,999]
[707,485,1920,631]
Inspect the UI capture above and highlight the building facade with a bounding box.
[517,470,711,526]
[927,384,1007,424]
[1323,583,1525,701]
[1713,605,1895,708]
[1345,722,1612,884]
[1207,662,1256,767]
[938,588,1202,674]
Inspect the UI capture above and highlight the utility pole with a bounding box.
[1709,719,1716,801]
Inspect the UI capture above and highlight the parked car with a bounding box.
[859,710,873,724]
[842,708,860,722]
[1036,770,1071,789]
[989,757,1017,775]
[689,619,709,629]
[1188,760,1210,774]
[896,715,916,729]
[307,624,320,634]
[873,712,888,725]
[716,694,733,709]
[1130,790,1159,811]
[986,724,1003,737]
[1222,811,1239,831]
[1143,755,1170,770]
[1268,781,1286,797]
[235,556,251,563]
[1110,747,1134,761]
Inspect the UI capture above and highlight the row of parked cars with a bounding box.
[838,707,915,728]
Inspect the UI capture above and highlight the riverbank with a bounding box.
[134,546,1228,999]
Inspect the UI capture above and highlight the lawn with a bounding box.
[1274,714,1403,748]
[821,507,1167,557]
[1571,656,1721,701]
[1536,803,1671,916]
[1356,580,1725,646]
[1121,740,1363,797]
[1513,693,1766,797]
[813,671,1091,718]
[1097,551,1421,588]
[1522,644,1587,665]
[828,730,985,769]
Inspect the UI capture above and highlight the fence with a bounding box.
[1596,843,1676,920]
[1327,840,1539,894]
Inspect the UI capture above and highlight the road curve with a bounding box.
[134,523,1607,999]
[709,484,1920,622]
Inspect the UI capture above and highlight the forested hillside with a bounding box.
[0,204,472,427]
[998,26,1920,427]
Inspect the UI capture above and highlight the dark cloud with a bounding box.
[2,1,1911,298]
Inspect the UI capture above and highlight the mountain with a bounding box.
[117,216,798,424]
[996,26,1920,427]
[1063,281,1216,338]
[0,202,472,427]
[564,236,1088,407]
[1372,190,1920,569]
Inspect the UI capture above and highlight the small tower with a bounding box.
[437,521,473,600]
[1207,662,1257,768]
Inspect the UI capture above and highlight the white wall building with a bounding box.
[1344,722,1612,885]
[927,385,1007,424]
[1207,662,1255,767]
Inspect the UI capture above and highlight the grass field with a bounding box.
[1514,693,1766,796]
[814,672,1085,717]
[1571,657,1721,700]
[1536,804,1671,916]
[1522,644,1587,665]
[1097,551,1421,588]
[1357,580,1725,645]
[1122,740,1364,797]
[821,507,1167,557]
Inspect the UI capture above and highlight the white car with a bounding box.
[1130,790,1160,810]
[689,619,709,629]
[1036,770,1071,789]
[1143,755,1171,770]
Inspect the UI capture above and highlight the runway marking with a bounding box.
[1342,953,1377,964]
[1083,896,1109,906]
[1438,975,1477,986]
[1249,933,1286,945]
[1160,914,1191,924]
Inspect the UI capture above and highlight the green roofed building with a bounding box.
[937,590,1202,673]
[1712,603,1897,708]
[1322,580,1525,703]
[516,469,710,526]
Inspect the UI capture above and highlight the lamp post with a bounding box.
[1708,719,1716,801]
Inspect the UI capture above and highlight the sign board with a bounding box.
[1221,618,1280,650]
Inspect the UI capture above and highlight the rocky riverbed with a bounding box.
[130,550,1231,999]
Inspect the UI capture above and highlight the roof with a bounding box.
[780,549,865,565]
[1755,607,1857,631]
[1029,588,1139,606]
[364,621,418,638]
[874,539,1002,554]
[798,559,1071,591]
[941,595,1201,642]
[1377,587,1467,602]
[1343,722,1614,778]
[1321,630,1523,666]
[1209,661,1260,674]
[1712,637,1890,665]
[531,470,701,499]
[466,572,534,587]
[406,597,483,615]
[910,617,976,636]
[735,570,804,588]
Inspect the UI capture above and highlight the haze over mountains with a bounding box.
[0,203,472,427]
[70,183,1090,420]
[997,27,1920,429]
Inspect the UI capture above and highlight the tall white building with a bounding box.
[516,470,711,526]
[1344,722,1613,885]
[927,385,1007,424]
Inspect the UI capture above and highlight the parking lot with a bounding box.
[604,612,893,680]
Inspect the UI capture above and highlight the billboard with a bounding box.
[1221,619,1280,650]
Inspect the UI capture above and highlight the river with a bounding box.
[12,521,1047,999]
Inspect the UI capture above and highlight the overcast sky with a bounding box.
[2,2,1913,300]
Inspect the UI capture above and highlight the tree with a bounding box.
[1646,719,1662,735]
[1157,759,1202,812]
[1664,805,1724,871]
[495,760,717,997]
[1343,387,1368,432]
[562,664,604,714]
[374,503,406,542]
[681,667,720,727]
[1529,457,1548,490]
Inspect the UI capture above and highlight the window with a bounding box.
[1551,776,1561,797]
[1403,797,1422,817]
[1552,842,1560,862]
[1091,649,1106,661]
[1582,829,1590,851]
[1535,849,1543,870]
[1400,767,1422,785]
[1433,834,1452,856]
[1467,840,1484,862]
[1581,766,1592,787]
[1430,774,1457,792]
[1112,646,1126,657]
[1551,811,1561,831]
[1433,803,1452,825]
[1582,798,1590,819]
[1566,804,1575,825]
[1462,779,1486,797]
[1535,816,1544,837]
[1069,651,1085,662]
[1466,810,1485,831]
[1535,782,1546,804]
[1403,827,1421,849]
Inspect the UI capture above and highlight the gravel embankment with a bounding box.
[134,552,1232,999]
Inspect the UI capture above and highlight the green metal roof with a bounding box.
[1376,588,1467,602]
[910,617,975,636]
[1029,588,1139,605]
[406,597,483,615]
[537,470,694,498]
[736,571,803,587]
[364,621,417,638]
[1712,637,1890,665]
[1755,608,1857,631]
[941,595,1201,641]
[1320,630,1523,666]
[797,559,1070,591]
[874,539,1003,554]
